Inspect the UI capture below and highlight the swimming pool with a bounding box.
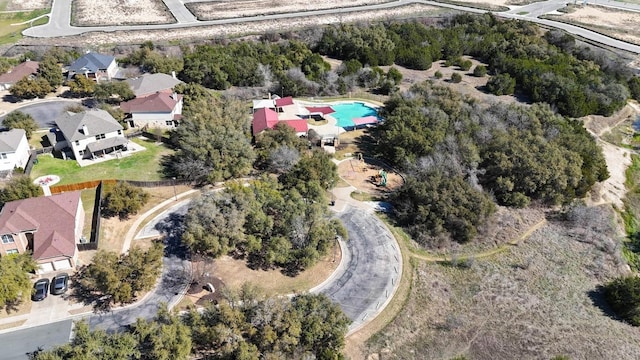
[330,102,380,128]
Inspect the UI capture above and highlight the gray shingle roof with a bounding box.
[125,73,182,97]
[68,52,115,73]
[0,129,26,152]
[55,109,123,142]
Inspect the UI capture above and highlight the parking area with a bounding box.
[21,271,87,328]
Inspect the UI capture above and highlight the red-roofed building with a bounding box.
[0,61,39,90]
[252,107,280,136]
[275,96,294,108]
[120,92,183,128]
[279,119,309,136]
[0,192,85,273]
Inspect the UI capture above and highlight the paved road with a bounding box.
[0,319,72,360]
[0,100,80,129]
[316,205,401,333]
[22,0,640,54]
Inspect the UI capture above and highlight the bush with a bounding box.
[604,276,640,326]
[486,73,515,95]
[434,71,443,79]
[451,72,462,83]
[101,182,150,219]
[473,65,487,77]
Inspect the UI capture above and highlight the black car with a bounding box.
[32,279,50,301]
[51,273,69,295]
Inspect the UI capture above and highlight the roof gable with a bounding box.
[68,52,115,73]
[0,192,82,260]
[55,109,123,141]
[120,92,181,113]
[125,73,182,97]
[0,61,39,84]
[275,96,294,107]
[252,108,280,136]
[0,129,26,152]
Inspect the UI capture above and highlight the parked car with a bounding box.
[32,279,50,301]
[51,273,69,295]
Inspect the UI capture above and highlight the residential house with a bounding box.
[67,52,118,82]
[51,109,126,161]
[125,73,182,98]
[0,192,85,273]
[120,91,183,128]
[0,61,39,90]
[252,107,308,137]
[0,129,30,172]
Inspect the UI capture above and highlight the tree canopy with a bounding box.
[2,111,38,139]
[604,276,640,326]
[101,182,150,219]
[0,253,37,310]
[0,176,43,205]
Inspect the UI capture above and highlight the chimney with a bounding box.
[171,71,176,79]
[82,124,89,135]
[268,92,271,100]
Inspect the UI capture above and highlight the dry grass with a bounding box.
[72,0,174,26]
[0,298,31,319]
[364,208,640,359]
[211,248,341,297]
[1,0,50,11]
[98,185,193,254]
[187,0,393,20]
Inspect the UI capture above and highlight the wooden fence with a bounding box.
[78,181,103,251]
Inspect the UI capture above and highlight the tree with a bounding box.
[93,81,135,103]
[37,56,63,89]
[101,182,149,219]
[0,176,42,205]
[2,111,38,139]
[0,253,37,309]
[67,75,95,97]
[130,304,192,360]
[486,73,515,95]
[9,77,52,99]
[450,72,462,83]
[604,276,640,326]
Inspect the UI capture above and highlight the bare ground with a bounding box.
[72,0,175,26]
[547,4,640,46]
[365,211,638,359]
[1,0,50,10]
[187,0,394,20]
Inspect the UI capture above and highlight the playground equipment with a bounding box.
[379,170,388,187]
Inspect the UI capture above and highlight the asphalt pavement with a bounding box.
[0,100,81,129]
[0,319,72,360]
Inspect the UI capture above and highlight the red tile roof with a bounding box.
[0,61,39,84]
[0,192,82,261]
[280,119,308,134]
[120,92,182,113]
[275,96,294,107]
[305,106,335,115]
[252,107,280,136]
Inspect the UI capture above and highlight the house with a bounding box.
[52,109,126,161]
[252,107,308,137]
[125,73,182,98]
[0,61,39,90]
[67,52,118,82]
[0,192,85,273]
[0,129,30,172]
[120,91,183,128]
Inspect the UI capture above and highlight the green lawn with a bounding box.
[0,9,49,45]
[30,138,173,185]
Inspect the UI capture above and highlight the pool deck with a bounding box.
[295,99,382,137]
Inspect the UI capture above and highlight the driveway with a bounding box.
[0,100,81,129]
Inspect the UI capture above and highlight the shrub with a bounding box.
[434,71,443,79]
[604,276,640,326]
[473,65,487,77]
[102,182,150,219]
[451,72,462,83]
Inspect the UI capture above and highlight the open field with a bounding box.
[72,0,174,26]
[187,0,393,20]
[0,9,48,45]
[30,138,173,185]
[365,211,639,359]
[0,0,49,11]
[546,4,640,46]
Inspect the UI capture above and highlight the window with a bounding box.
[166,121,173,126]
[0,153,6,159]
[6,249,18,255]
[95,134,105,140]
[1,234,14,244]
[117,130,122,135]
[78,150,84,156]
[75,140,80,146]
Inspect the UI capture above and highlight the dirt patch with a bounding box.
[0,297,31,319]
[188,0,394,20]
[2,0,50,10]
[547,5,640,46]
[72,0,175,26]
[338,157,403,196]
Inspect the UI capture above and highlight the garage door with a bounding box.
[39,262,54,273]
[53,259,72,270]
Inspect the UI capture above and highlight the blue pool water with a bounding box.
[331,102,380,128]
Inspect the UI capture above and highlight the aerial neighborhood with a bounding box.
[1,0,640,358]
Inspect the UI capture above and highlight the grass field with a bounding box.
[0,9,49,45]
[30,138,173,185]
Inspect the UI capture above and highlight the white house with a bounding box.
[53,109,126,161]
[0,129,30,171]
[120,91,183,128]
[67,52,118,82]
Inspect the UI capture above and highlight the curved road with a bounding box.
[21,0,640,54]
